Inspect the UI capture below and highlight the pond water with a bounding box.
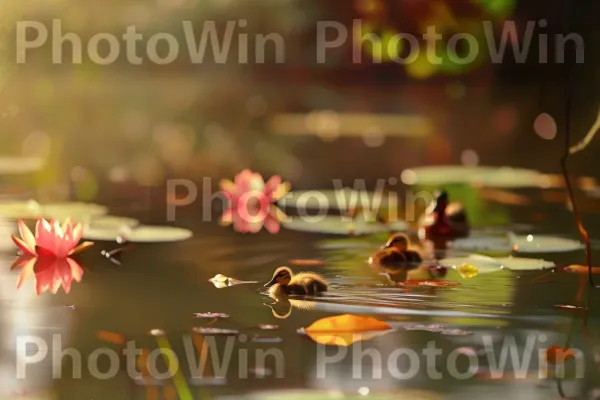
[1,197,600,400]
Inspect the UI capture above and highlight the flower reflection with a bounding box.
[220,204,286,234]
[11,255,84,295]
[10,218,92,295]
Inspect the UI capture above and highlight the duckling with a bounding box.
[382,233,423,263]
[264,266,328,296]
[424,191,469,239]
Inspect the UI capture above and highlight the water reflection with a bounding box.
[11,255,84,295]
[0,224,71,398]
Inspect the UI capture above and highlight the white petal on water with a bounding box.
[83,225,192,242]
[405,165,547,188]
[282,216,400,235]
[278,189,399,210]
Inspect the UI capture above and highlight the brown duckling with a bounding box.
[264,266,328,296]
[383,233,423,263]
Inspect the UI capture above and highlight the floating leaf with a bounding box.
[192,327,239,335]
[97,331,126,345]
[83,225,192,242]
[252,335,283,343]
[439,254,554,271]
[299,314,392,345]
[289,259,327,266]
[509,233,584,253]
[88,215,139,229]
[208,274,257,288]
[456,264,479,279]
[564,265,600,274]
[401,280,461,287]
[449,236,512,253]
[193,312,230,319]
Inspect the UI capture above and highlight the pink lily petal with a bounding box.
[17,220,36,254]
[11,235,37,257]
[57,259,73,294]
[68,241,94,256]
[16,257,37,289]
[35,219,57,257]
[11,254,33,271]
[67,258,84,282]
[264,176,282,199]
[264,215,281,234]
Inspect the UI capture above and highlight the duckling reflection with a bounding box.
[263,296,317,319]
[264,266,328,296]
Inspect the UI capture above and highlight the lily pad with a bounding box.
[82,225,192,242]
[438,255,505,273]
[278,189,399,211]
[87,215,139,229]
[439,254,555,271]
[509,233,584,253]
[0,200,109,221]
[403,166,547,188]
[0,156,45,174]
[449,236,512,253]
[282,216,406,235]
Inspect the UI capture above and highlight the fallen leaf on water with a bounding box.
[545,345,576,365]
[456,264,479,279]
[208,274,258,288]
[193,312,230,319]
[288,259,327,266]
[401,280,461,287]
[192,327,239,335]
[564,265,600,274]
[299,314,393,346]
[97,331,125,345]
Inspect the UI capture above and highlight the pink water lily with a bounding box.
[10,218,93,295]
[220,204,285,234]
[219,169,290,207]
[11,218,93,258]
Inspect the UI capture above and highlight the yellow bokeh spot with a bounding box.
[457,264,479,279]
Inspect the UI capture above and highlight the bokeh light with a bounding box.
[533,113,558,140]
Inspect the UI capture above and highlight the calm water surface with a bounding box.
[1,202,600,400]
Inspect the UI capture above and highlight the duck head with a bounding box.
[433,191,449,216]
[264,266,293,287]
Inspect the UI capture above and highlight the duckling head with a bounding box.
[264,266,293,287]
[383,232,411,252]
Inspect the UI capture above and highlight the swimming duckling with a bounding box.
[383,233,423,263]
[264,266,328,296]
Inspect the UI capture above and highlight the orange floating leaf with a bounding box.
[301,314,392,347]
[304,314,391,333]
[563,265,600,274]
[289,259,326,267]
[97,331,125,345]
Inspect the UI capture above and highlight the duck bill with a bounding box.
[264,277,277,287]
